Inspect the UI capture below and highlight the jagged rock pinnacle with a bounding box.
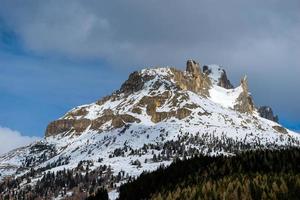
[203,65,233,89]
[186,60,201,78]
[241,75,249,93]
[218,69,233,89]
[234,75,255,113]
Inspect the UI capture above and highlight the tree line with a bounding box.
[118,148,300,200]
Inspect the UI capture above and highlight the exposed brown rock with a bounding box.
[132,107,142,114]
[103,109,114,116]
[151,112,170,123]
[46,110,140,136]
[111,117,125,128]
[234,76,255,113]
[186,60,201,78]
[91,115,113,130]
[138,94,192,123]
[111,114,141,128]
[72,119,91,134]
[273,126,288,134]
[45,120,72,137]
[96,95,112,106]
[139,96,168,109]
[119,71,153,94]
[64,107,88,119]
[176,108,192,119]
[170,66,211,97]
[241,76,249,93]
[184,103,199,109]
[218,70,233,89]
[91,113,140,130]
[45,60,257,137]
[45,119,91,137]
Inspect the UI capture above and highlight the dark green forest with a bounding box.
[118,148,300,200]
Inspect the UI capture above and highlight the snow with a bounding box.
[209,85,243,109]
[140,67,172,77]
[109,190,119,200]
[205,64,224,85]
[1,65,300,200]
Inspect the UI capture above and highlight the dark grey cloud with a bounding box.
[0,0,299,127]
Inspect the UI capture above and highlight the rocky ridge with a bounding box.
[45,60,212,137]
[1,59,299,200]
[45,60,257,137]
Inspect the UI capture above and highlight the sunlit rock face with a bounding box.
[45,60,213,137]
[234,76,255,114]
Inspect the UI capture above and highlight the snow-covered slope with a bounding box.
[1,60,299,199]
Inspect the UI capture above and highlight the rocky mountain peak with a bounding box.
[203,65,233,89]
[241,75,249,93]
[186,59,201,78]
[2,60,300,200]
[258,106,279,123]
[118,71,155,95]
[44,60,213,137]
[233,76,255,113]
[44,60,282,138]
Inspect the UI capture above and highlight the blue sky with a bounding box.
[0,48,130,136]
[0,1,299,154]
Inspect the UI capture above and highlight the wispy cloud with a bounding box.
[0,126,40,155]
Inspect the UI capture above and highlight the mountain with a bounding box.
[1,60,299,199]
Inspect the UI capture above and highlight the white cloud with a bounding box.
[0,126,40,155]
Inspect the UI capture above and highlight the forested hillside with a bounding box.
[119,148,300,200]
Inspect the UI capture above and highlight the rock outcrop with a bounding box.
[203,65,233,89]
[44,60,267,137]
[45,60,211,137]
[186,60,201,77]
[258,106,279,122]
[272,125,288,134]
[170,60,211,96]
[234,76,255,113]
[45,111,141,137]
[217,69,233,89]
[119,71,152,94]
[45,119,91,137]
[138,93,193,123]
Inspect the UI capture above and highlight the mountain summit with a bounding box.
[45,60,256,137]
[1,60,299,199]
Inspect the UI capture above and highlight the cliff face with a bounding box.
[171,60,211,96]
[203,65,233,89]
[234,76,255,113]
[258,106,279,122]
[44,60,279,137]
[45,60,212,137]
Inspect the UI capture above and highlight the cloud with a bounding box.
[0,0,299,126]
[1,0,299,66]
[0,126,40,155]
